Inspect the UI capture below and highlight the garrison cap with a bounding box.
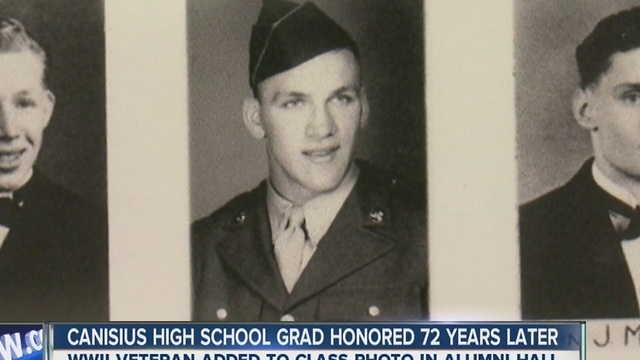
[249,0,359,91]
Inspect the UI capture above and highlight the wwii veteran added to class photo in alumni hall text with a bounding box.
[519,5,640,320]
[190,0,427,321]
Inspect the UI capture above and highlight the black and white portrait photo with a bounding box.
[188,0,427,321]
[0,0,108,320]
[517,1,640,320]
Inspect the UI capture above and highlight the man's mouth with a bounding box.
[302,145,340,163]
[0,149,26,169]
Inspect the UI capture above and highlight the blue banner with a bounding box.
[51,323,582,351]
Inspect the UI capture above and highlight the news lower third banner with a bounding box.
[1,323,585,360]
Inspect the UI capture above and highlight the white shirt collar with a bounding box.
[267,164,359,245]
[592,162,638,208]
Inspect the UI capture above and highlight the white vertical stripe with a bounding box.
[426,0,519,320]
[105,1,190,320]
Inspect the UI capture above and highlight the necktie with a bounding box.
[617,208,640,240]
[0,198,16,228]
[274,206,307,292]
[604,193,640,240]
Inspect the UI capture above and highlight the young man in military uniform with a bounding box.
[520,7,640,319]
[192,0,427,321]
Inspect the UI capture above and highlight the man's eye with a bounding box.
[15,98,36,108]
[332,94,355,105]
[622,92,640,104]
[282,99,304,109]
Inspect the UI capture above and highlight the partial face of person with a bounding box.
[247,49,367,204]
[0,50,54,191]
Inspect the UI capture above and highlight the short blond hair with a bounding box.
[0,18,47,84]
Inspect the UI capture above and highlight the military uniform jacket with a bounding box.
[0,169,109,321]
[520,159,639,319]
[192,163,427,321]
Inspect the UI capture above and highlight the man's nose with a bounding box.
[0,106,18,140]
[307,104,336,138]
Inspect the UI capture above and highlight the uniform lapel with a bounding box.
[285,174,397,308]
[215,184,289,310]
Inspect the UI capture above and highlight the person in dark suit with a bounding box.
[520,7,640,319]
[0,18,108,321]
[192,0,427,321]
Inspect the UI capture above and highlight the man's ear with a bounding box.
[359,86,370,128]
[572,87,598,131]
[242,97,265,139]
[42,90,55,128]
